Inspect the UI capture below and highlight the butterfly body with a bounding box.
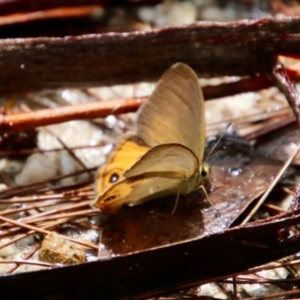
[93,63,210,214]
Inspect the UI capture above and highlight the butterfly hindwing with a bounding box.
[124,143,199,179]
[94,175,183,214]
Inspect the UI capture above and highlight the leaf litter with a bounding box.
[0,75,300,299]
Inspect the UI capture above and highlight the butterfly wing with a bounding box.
[124,143,199,179]
[93,143,200,214]
[137,63,205,161]
[93,175,183,214]
[95,136,149,195]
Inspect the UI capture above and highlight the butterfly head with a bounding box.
[200,163,211,180]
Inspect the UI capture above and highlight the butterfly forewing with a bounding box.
[124,143,199,179]
[96,136,149,194]
[137,63,205,162]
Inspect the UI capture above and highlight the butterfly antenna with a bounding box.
[205,149,223,161]
[204,123,231,164]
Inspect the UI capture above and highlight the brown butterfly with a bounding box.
[93,63,210,214]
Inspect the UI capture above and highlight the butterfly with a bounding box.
[93,62,211,214]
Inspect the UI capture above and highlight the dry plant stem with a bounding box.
[43,127,90,175]
[7,243,41,274]
[226,276,300,284]
[263,203,286,213]
[33,209,96,224]
[0,215,98,249]
[0,199,93,226]
[0,199,72,217]
[271,62,300,127]
[0,259,55,268]
[0,197,89,214]
[24,203,95,224]
[0,200,94,239]
[0,0,106,16]
[0,190,96,247]
[0,141,106,156]
[1,18,300,96]
[0,229,36,248]
[0,215,86,249]
[242,288,300,300]
[237,259,300,277]
[207,108,294,138]
[288,182,300,211]
[0,167,96,198]
[244,113,295,140]
[241,143,300,225]
[0,195,86,204]
[0,184,94,203]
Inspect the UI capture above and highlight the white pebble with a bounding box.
[138,6,156,23]
[0,158,23,174]
[200,6,224,21]
[0,238,17,257]
[167,1,197,26]
[15,153,57,185]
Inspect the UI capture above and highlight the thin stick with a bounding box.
[271,63,300,127]
[241,288,300,300]
[263,203,287,213]
[0,259,57,268]
[23,200,93,221]
[0,141,107,156]
[0,199,69,217]
[42,127,93,179]
[241,143,300,225]
[0,215,98,250]
[6,243,41,274]
[0,167,96,198]
[29,209,96,224]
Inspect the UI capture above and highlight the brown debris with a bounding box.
[39,232,86,265]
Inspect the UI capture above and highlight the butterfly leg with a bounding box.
[208,178,223,188]
[170,187,181,216]
[199,185,217,209]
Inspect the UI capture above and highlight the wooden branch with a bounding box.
[1,18,300,96]
[0,5,101,26]
[272,62,300,126]
[0,98,143,132]
[0,74,285,132]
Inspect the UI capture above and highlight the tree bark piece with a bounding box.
[1,17,300,96]
[0,209,300,299]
